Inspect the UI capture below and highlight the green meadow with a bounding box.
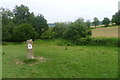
[1,2,120,79]
[2,39,118,78]
[0,46,2,79]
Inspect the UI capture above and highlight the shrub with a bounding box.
[112,10,120,25]
[75,37,119,47]
[102,17,110,27]
[41,27,56,39]
[53,22,68,38]
[13,23,37,42]
[63,18,91,41]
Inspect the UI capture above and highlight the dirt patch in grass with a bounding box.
[14,59,25,65]
[35,56,46,62]
[14,57,46,66]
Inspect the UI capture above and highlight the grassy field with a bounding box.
[92,26,119,37]
[0,46,2,79]
[2,40,118,78]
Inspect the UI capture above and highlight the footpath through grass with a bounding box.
[2,39,118,78]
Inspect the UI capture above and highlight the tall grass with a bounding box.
[34,37,119,47]
[34,39,74,46]
[3,37,119,47]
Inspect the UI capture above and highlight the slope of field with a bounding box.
[2,40,118,78]
[92,26,119,37]
[0,46,2,79]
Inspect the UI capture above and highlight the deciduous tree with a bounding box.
[102,17,110,27]
[112,10,120,25]
[93,17,99,28]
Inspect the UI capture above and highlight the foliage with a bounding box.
[112,10,120,25]
[32,37,119,47]
[93,17,99,28]
[13,5,48,37]
[41,27,56,39]
[2,4,48,42]
[86,20,91,28]
[63,18,91,41]
[32,14,48,37]
[13,23,37,42]
[2,4,119,43]
[102,17,110,27]
[2,22,16,41]
[2,8,16,41]
[53,22,68,38]
[42,19,91,41]
[75,37,119,47]
[13,4,31,25]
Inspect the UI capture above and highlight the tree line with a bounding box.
[1,4,120,42]
[2,4,48,42]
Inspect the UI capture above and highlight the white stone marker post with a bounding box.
[26,39,34,59]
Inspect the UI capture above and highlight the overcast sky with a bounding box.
[0,0,119,23]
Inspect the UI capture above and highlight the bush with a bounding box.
[41,27,56,39]
[102,17,110,27]
[112,10,120,25]
[53,22,68,38]
[13,23,37,42]
[63,18,91,41]
[2,21,16,42]
[75,37,119,47]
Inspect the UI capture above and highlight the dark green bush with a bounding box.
[53,22,68,38]
[13,23,37,42]
[41,27,56,39]
[75,37,119,47]
[63,18,91,41]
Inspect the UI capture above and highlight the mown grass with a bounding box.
[2,39,118,78]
